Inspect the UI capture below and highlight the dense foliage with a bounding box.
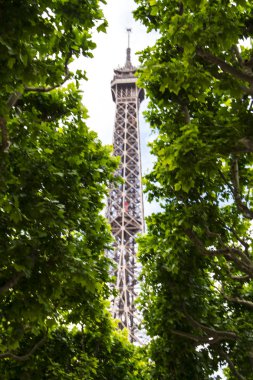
[134,0,253,379]
[0,0,145,378]
[1,309,147,380]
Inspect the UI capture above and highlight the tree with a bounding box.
[134,0,253,378]
[0,0,145,377]
[0,307,147,380]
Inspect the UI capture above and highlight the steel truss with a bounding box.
[106,47,144,343]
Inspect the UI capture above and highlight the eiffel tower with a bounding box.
[106,30,144,343]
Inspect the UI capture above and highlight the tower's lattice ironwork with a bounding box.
[106,33,144,343]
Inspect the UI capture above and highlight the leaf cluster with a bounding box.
[134,0,253,379]
[0,0,146,378]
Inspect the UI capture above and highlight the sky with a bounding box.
[80,0,159,216]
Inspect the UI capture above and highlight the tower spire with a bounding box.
[126,28,132,67]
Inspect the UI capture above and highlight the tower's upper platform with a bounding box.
[111,47,137,84]
[111,46,144,103]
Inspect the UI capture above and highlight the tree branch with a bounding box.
[7,92,22,108]
[24,52,72,93]
[231,45,243,66]
[184,228,207,253]
[184,228,253,277]
[212,247,253,277]
[236,137,253,153]
[219,349,246,380]
[231,156,240,192]
[172,307,238,346]
[231,158,253,218]
[181,104,190,124]
[171,329,207,344]
[0,336,46,361]
[172,324,237,346]
[0,116,10,153]
[204,225,221,240]
[183,312,237,342]
[210,69,253,95]
[0,256,35,295]
[218,168,253,219]
[24,74,70,93]
[197,48,253,85]
[230,274,250,282]
[224,295,253,310]
[178,2,184,16]
[224,225,250,254]
[0,272,24,295]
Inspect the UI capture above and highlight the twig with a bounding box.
[0,337,46,361]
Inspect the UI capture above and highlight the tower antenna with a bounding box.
[126,28,132,48]
[125,28,132,66]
